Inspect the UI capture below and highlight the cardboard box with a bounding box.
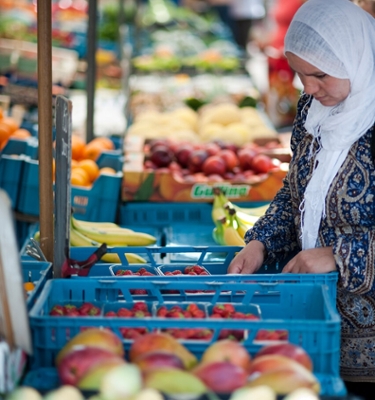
[122,164,288,202]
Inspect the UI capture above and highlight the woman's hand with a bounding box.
[282,247,336,273]
[227,240,265,274]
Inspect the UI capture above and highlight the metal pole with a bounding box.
[86,0,98,143]
[37,0,54,263]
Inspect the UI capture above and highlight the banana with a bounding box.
[234,212,253,239]
[70,223,148,264]
[211,192,227,223]
[222,209,246,247]
[71,217,121,230]
[233,203,270,217]
[212,218,226,245]
[71,217,157,246]
[101,252,147,264]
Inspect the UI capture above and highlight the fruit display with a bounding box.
[37,328,321,397]
[122,136,289,202]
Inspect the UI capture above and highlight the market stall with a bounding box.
[0,0,368,399]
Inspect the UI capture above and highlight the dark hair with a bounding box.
[372,128,375,162]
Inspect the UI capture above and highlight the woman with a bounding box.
[227,0,375,397]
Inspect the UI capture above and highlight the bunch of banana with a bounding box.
[34,217,157,264]
[211,188,269,246]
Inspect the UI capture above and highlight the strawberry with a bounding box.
[245,313,259,320]
[187,303,199,313]
[184,266,194,274]
[164,272,174,276]
[192,265,206,274]
[210,313,223,319]
[116,269,132,275]
[49,305,64,316]
[117,308,133,317]
[167,311,185,318]
[132,302,148,312]
[131,289,147,295]
[182,310,192,318]
[199,271,209,275]
[231,330,245,341]
[191,309,205,318]
[88,306,101,316]
[255,330,270,341]
[133,310,146,318]
[135,327,148,335]
[141,271,155,276]
[232,312,246,319]
[172,270,183,275]
[63,304,78,315]
[276,330,289,340]
[157,306,168,317]
[138,268,148,275]
[218,329,231,339]
[78,302,95,315]
[193,329,213,340]
[169,305,183,312]
[105,311,117,317]
[64,308,80,316]
[187,271,197,275]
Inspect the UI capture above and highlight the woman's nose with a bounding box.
[301,77,319,95]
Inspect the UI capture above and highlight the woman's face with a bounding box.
[286,52,351,107]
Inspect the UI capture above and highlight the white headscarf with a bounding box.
[284,0,375,250]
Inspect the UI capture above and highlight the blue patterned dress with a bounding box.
[246,93,375,381]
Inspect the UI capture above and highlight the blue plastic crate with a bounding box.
[29,279,341,381]
[22,261,52,311]
[1,137,39,159]
[17,158,123,222]
[0,154,27,209]
[119,201,269,227]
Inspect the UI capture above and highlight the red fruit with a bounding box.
[65,308,80,316]
[204,142,222,156]
[232,312,246,319]
[134,310,148,318]
[50,305,64,316]
[254,342,313,371]
[117,308,133,317]
[105,311,117,317]
[191,309,205,319]
[131,289,147,295]
[123,328,143,340]
[57,347,124,386]
[157,306,168,317]
[132,302,148,312]
[188,149,209,173]
[171,270,183,275]
[251,154,276,174]
[186,304,199,313]
[199,271,209,275]
[218,149,239,172]
[167,311,185,319]
[238,148,258,171]
[88,306,101,316]
[141,271,155,276]
[175,144,195,168]
[202,155,226,177]
[187,271,197,275]
[150,145,174,168]
[193,361,248,393]
[210,313,222,319]
[134,351,185,373]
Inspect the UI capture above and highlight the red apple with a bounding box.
[238,148,258,171]
[254,343,313,371]
[175,144,195,168]
[218,149,239,172]
[150,145,174,168]
[193,361,248,393]
[202,156,226,177]
[149,139,171,152]
[188,150,209,173]
[58,347,124,385]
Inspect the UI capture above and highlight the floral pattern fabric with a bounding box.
[246,93,375,381]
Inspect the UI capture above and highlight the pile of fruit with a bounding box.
[127,103,278,146]
[14,328,321,399]
[0,108,32,150]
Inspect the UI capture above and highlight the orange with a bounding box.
[0,107,4,120]
[71,159,79,168]
[1,117,19,134]
[24,282,35,292]
[82,142,103,161]
[71,135,86,161]
[71,168,90,186]
[11,128,32,139]
[99,167,117,175]
[77,159,100,182]
[90,136,115,150]
[0,122,12,143]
